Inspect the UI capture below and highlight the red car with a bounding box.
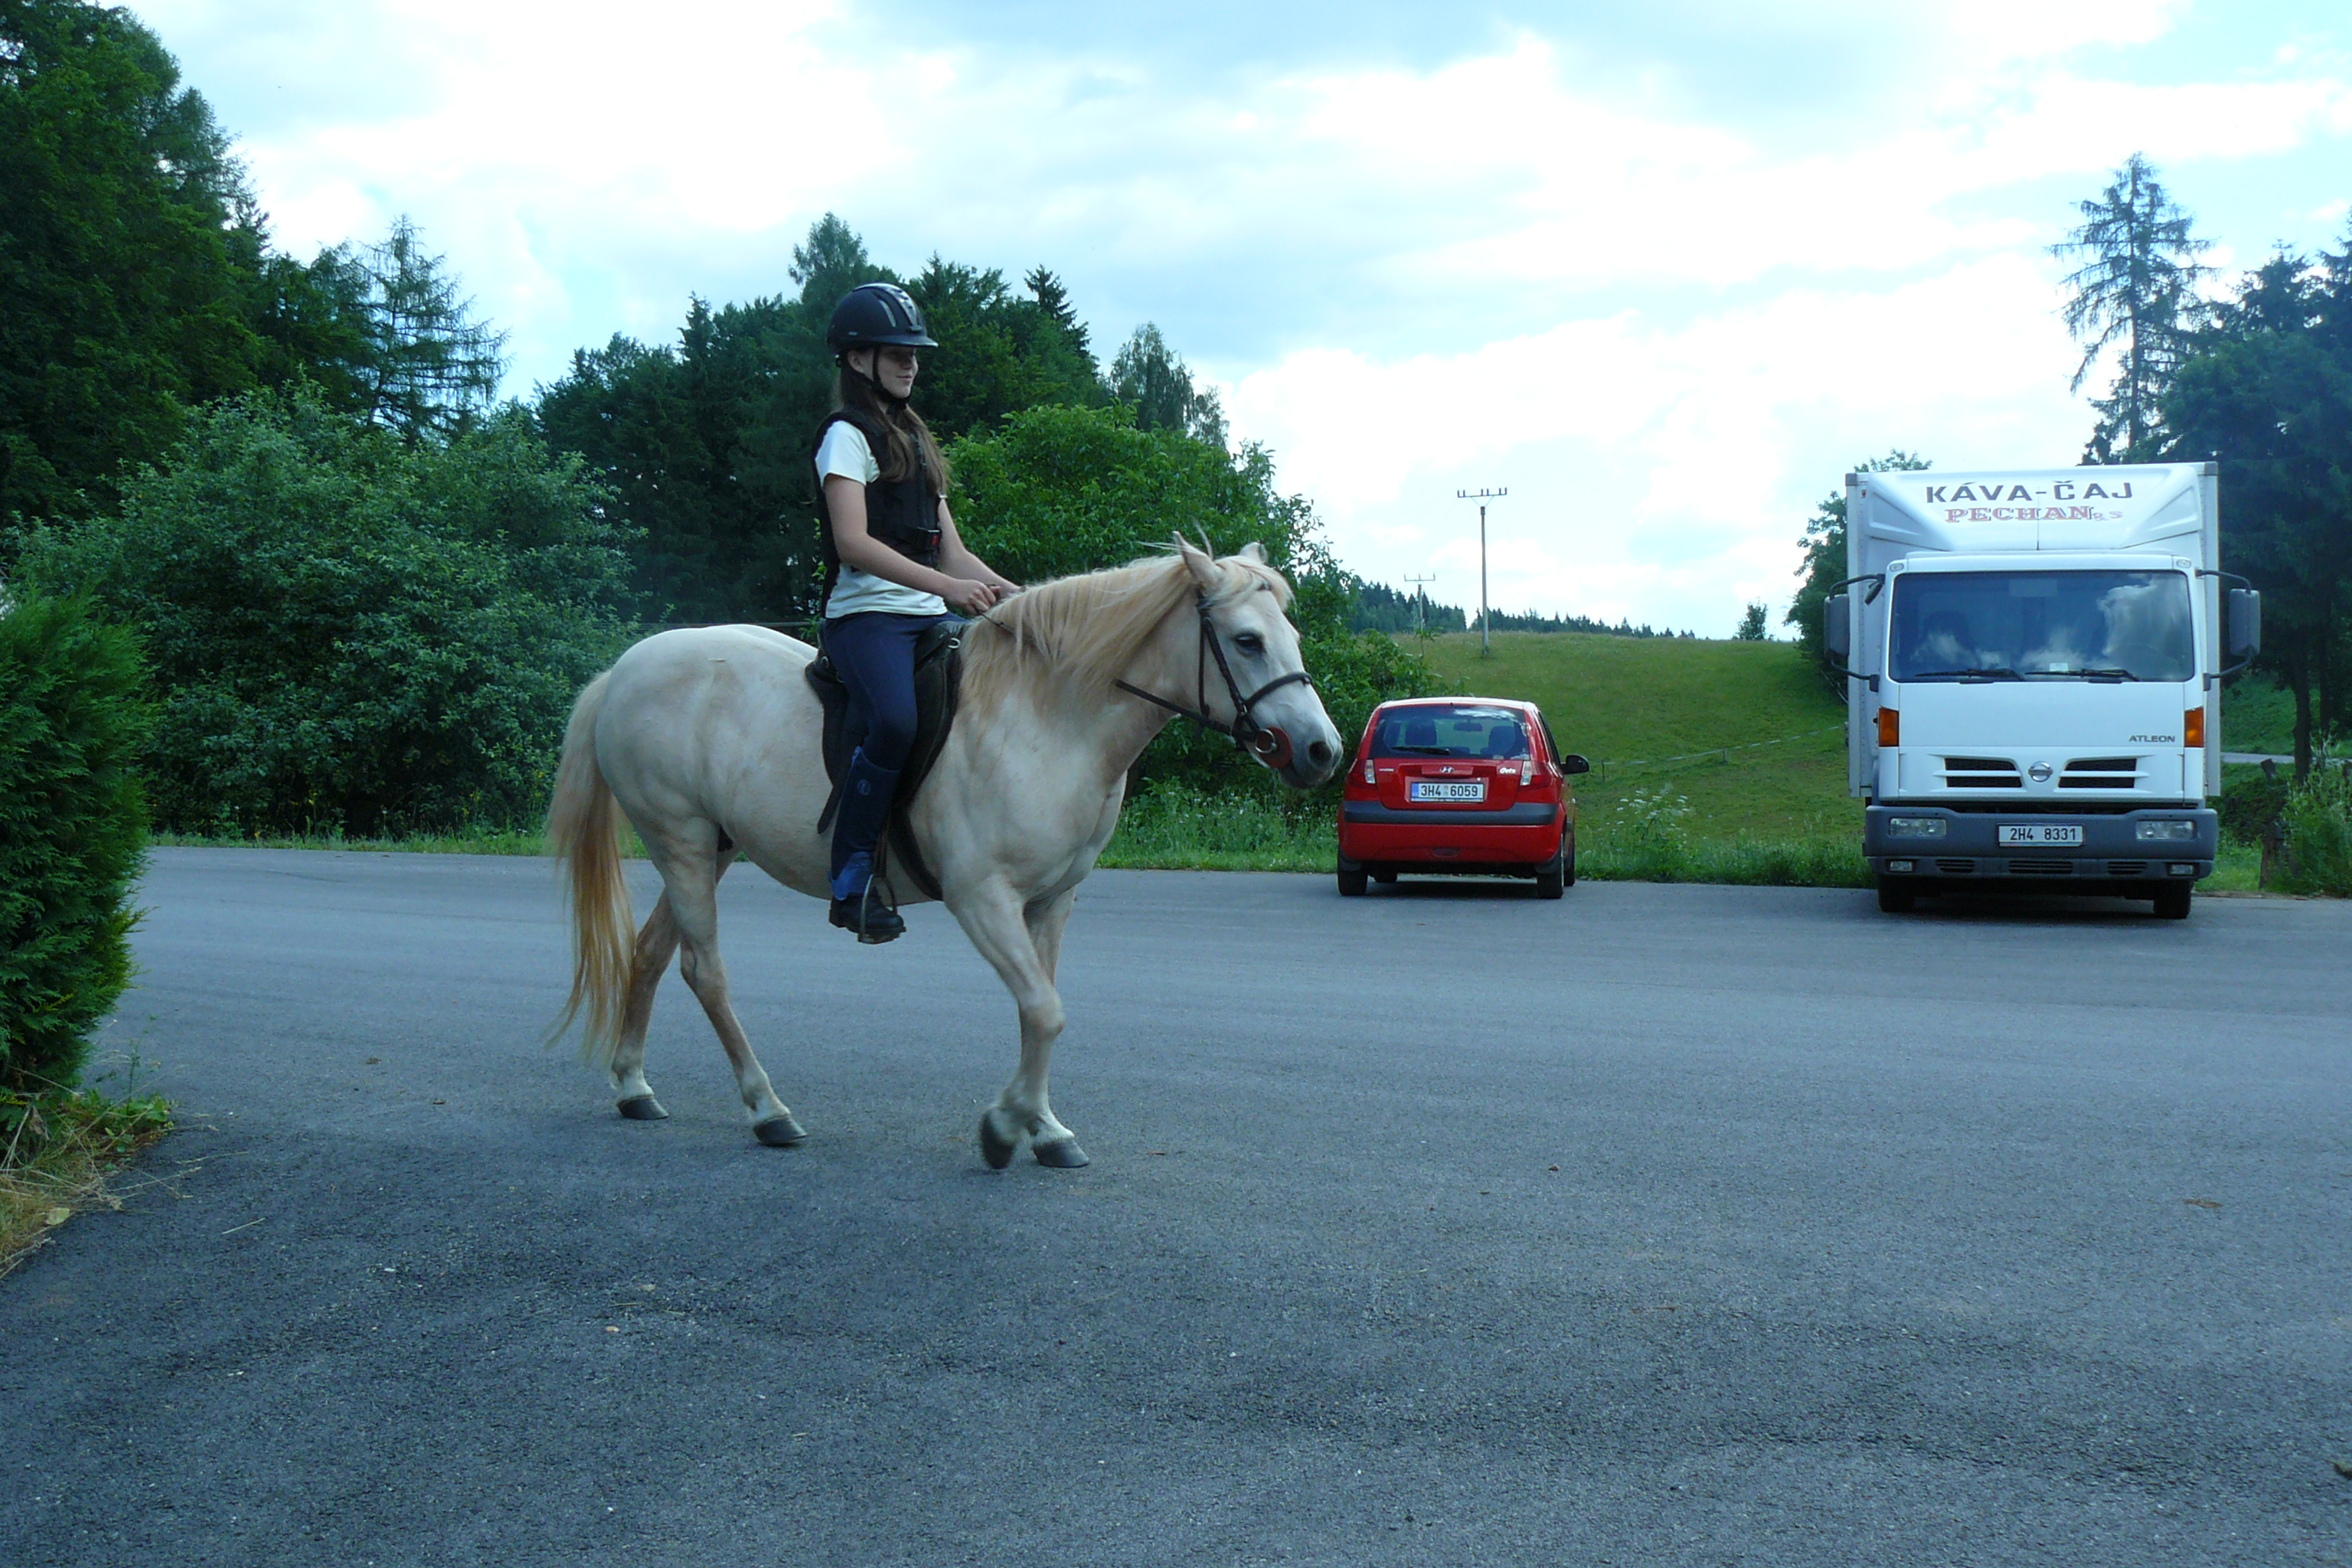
[1336,697,1589,898]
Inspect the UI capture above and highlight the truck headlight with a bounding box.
[1886,816,1947,838]
[2135,820,2196,841]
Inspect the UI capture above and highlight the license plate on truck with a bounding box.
[1410,780,1486,802]
[1999,825,2082,846]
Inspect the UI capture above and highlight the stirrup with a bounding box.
[828,877,905,944]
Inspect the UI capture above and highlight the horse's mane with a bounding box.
[960,548,1292,713]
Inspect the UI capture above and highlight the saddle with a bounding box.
[803,621,963,900]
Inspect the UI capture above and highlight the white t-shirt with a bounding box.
[814,420,947,619]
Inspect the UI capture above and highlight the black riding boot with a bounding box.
[828,748,906,943]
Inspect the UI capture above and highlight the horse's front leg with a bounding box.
[951,882,1086,1170]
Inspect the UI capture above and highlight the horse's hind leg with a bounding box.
[955,882,1086,1171]
[659,849,805,1147]
[610,894,681,1120]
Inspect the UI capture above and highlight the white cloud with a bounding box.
[130,1,2352,626]
[1226,255,2087,632]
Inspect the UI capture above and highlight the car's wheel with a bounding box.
[1337,856,1368,897]
[1534,841,1566,900]
[1560,830,1577,888]
[1877,877,1917,913]
[2152,882,2192,920]
[1371,869,1397,885]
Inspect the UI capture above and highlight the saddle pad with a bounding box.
[804,621,962,900]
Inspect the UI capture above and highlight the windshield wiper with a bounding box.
[2069,667,2141,682]
[1388,744,1456,755]
[1906,667,2024,681]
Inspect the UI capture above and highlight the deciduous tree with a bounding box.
[2165,242,2352,776]
[0,0,263,532]
[1784,451,1929,679]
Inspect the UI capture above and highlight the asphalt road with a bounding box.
[7,850,2350,1566]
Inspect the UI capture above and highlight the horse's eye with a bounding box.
[1234,632,1265,655]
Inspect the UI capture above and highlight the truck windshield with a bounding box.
[1370,705,1530,759]
[1889,570,2194,684]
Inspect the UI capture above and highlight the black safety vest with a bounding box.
[816,407,941,608]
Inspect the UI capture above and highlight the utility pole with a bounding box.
[1403,573,1436,634]
[1456,488,1506,656]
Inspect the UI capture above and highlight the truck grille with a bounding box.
[2007,859,2076,876]
[2061,756,2141,789]
[1934,858,1976,874]
[1941,756,2021,788]
[2105,860,2149,876]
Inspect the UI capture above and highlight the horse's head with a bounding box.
[1178,537,1344,789]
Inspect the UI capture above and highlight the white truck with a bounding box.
[1826,462,2260,919]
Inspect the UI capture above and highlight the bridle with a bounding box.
[1115,588,1315,769]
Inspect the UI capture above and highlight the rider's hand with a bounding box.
[945,578,1001,615]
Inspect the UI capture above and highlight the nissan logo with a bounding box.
[2028,762,2053,782]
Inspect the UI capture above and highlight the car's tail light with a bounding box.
[1519,759,1533,785]
[1362,759,1375,786]
[2184,707,2204,748]
[1877,707,1900,746]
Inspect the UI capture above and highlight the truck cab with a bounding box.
[1828,463,2259,919]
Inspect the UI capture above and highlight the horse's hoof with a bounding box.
[978,1111,1018,1171]
[752,1113,808,1148]
[1032,1138,1090,1170]
[616,1095,668,1121]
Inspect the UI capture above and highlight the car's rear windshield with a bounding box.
[1371,705,1531,759]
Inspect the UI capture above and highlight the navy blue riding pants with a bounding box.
[824,611,960,770]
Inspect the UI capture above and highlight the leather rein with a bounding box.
[1114,590,1314,769]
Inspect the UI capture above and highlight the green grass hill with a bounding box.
[1410,632,1857,843]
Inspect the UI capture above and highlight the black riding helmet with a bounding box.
[827,283,938,355]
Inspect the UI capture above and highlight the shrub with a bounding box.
[22,393,637,835]
[0,592,153,1092]
[2218,767,2292,847]
[2275,766,2352,897]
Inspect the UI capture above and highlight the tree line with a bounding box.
[0,0,1432,836]
[1784,154,2352,776]
[1344,577,1696,639]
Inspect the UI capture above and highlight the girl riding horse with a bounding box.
[814,283,1020,942]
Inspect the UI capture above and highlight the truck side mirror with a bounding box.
[1558,754,1591,776]
[2226,588,2261,662]
[1824,594,1851,662]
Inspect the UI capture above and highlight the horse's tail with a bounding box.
[545,669,632,1070]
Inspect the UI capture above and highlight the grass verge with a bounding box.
[149,826,551,855]
[142,792,2293,896]
[2,1059,174,1282]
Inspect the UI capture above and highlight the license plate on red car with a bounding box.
[1409,779,1486,802]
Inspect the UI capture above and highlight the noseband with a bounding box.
[1115,590,1314,766]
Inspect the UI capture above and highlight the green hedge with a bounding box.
[2275,767,2352,897]
[21,393,638,835]
[0,592,153,1091]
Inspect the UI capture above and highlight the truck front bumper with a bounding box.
[1865,805,2215,884]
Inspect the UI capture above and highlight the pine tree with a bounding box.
[2053,154,2208,463]
[348,217,506,441]
[1109,324,1226,449]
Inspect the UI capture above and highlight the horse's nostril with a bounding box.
[1307,739,1334,767]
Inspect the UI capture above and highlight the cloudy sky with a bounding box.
[142,1,2352,635]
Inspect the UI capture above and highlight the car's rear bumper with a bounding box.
[1338,800,1564,868]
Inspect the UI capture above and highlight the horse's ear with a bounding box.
[1177,533,1218,589]
[1239,541,1267,564]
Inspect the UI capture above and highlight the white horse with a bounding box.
[544,540,1343,1168]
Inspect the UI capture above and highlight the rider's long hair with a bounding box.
[834,361,951,495]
